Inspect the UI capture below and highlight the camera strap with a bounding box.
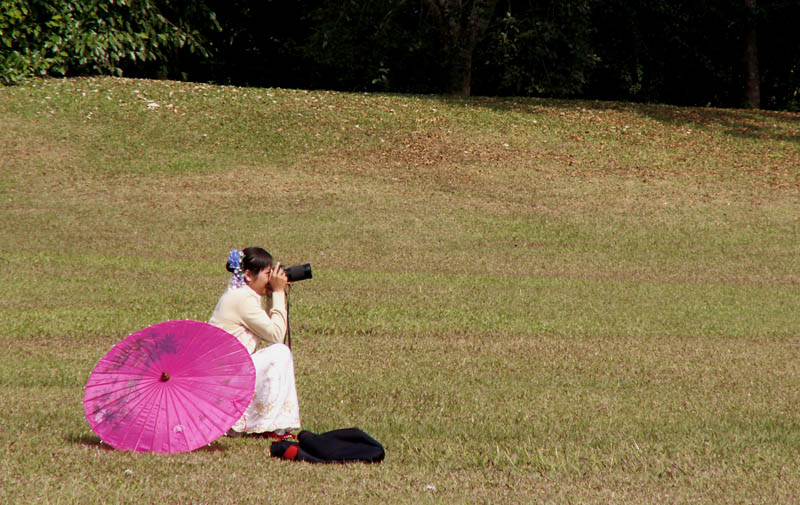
[285,285,292,349]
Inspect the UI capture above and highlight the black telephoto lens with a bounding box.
[283,263,312,282]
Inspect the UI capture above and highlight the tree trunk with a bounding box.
[449,45,473,96]
[743,0,760,109]
[424,0,499,96]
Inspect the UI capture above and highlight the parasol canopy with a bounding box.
[84,320,255,453]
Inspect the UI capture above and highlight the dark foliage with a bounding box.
[2,0,798,110]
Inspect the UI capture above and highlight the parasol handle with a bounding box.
[160,371,171,382]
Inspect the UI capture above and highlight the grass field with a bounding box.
[1,76,799,504]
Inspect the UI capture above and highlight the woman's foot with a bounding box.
[227,428,297,440]
[263,429,296,440]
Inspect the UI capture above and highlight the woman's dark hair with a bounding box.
[226,247,273,275]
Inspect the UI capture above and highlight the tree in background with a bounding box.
[172,0,800,108]
[188,0,443,94]
[299,0,443,93]
[755,0,800,110]
[423,0,499,96]
[184,0,315,88]
[588,1,744,107]
[473,0,597,97]
[0,0,218,85]
[3,0,798,110]
[743,0,760,108]
[588,0,799,110]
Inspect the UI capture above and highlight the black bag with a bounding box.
[270,427,385,464]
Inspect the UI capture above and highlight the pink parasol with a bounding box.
[84,320,255,453]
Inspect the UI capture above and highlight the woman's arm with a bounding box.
[239,291,287,345]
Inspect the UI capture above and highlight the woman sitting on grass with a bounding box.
[209,247,301,438]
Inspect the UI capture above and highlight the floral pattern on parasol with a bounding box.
[84,320,255,453]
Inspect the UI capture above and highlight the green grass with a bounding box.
[1,76,799,504]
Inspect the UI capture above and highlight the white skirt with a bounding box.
[231,343,301,433]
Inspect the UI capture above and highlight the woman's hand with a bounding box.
[269,262,288,293]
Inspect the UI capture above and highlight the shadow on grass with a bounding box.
[455,94,800,143]
[64,432,229,452]
[65,433,114,450]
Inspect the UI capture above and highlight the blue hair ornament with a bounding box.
[227,249,245,288]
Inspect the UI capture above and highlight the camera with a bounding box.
[283,263,312,282]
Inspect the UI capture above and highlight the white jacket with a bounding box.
[208,284,287,354]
